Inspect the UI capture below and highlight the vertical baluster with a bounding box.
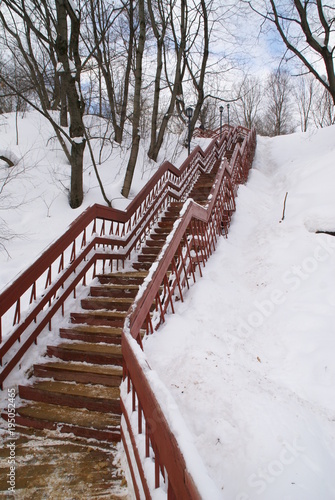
[29,282,36,304]
[155,291,165,325]
[163,274,174,314]
[132,385,136,412]
[145,421,150,458]
[13,298,20,327]
[178,243,189,290]
[195,220,206,264]
[190,221,203,278]
[171,259,183,302]
[155,446,160,489]
[70,240,76,263]
[138,402,142,435]
[81,228,86,248]
[185,233,196,283]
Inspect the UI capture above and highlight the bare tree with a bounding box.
[179,0,211,139]
[146,0,186,162]
[0,0,86,208]
[0,54,28,115]
[234,75,263,129]
[312,85,335,128]
[248,0,335,104]
[261,70,295,136]
[294,75,315,132]
[84,0,132,144]
[198,97,217,130]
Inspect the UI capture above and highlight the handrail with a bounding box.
[0,125,250,387]
[121,127,256,497]
[0,122,256,497]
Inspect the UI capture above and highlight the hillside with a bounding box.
[0,111,191,291]
[1,112,335,499]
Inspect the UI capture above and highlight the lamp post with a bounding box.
[186,107,193,156]
[227,103,230,129]
[219,105,223,139]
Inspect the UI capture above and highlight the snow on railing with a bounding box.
[0,126,239,388]
[121,127,256,498]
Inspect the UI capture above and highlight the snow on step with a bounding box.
[34,361,122,386]
[19,380,121,414]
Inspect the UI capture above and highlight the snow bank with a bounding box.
[144,125,335,499]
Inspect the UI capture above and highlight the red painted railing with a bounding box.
[0,124,240,387]
[121,127,256,498]
[0,123,256,498]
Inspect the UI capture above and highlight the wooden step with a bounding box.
[70,310,127,327]
[34,361,122,386]
[96,271,148,286]
[0,426,128,497]
[19,381,121,414]
[2,402,121,442]
[153,227,170,235]
[145,239,165,248]
[141,245,162,255]
[167,202,183,211]
[150,232,168,241]
[90,283,139,298]
[157,220,174,228]
[47,342,123,365]
[81,296,133,312]
[60,325,123,344]
[190,188,211,197]
[137,254,157,263]
[192,181,215,188]
[132,261,152,271]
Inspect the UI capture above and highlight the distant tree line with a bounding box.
[231,70,335,136]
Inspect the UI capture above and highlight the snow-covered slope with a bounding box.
[144,126,335,499]
[1,111,335,499]
[0,111,186,291]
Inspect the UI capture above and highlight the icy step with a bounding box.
[2,402,121,442]
[60,324,123,344]
[81,296,133,312]
[70,310,127,327]
[34,361,122,386]
[0,426,128,496]
[47,342,123,365]
[96,271,148,285]
[90,283,139,298]
[19,380,121,414]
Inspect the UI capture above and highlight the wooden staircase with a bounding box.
[0,160,222,497]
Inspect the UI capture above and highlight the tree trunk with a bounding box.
[121,0,145,198]
[56,0,86,208]
[60,74,68,127]
[70,139,85,208]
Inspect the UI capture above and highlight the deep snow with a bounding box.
[1,111,335,499]
[144,127,335,499]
